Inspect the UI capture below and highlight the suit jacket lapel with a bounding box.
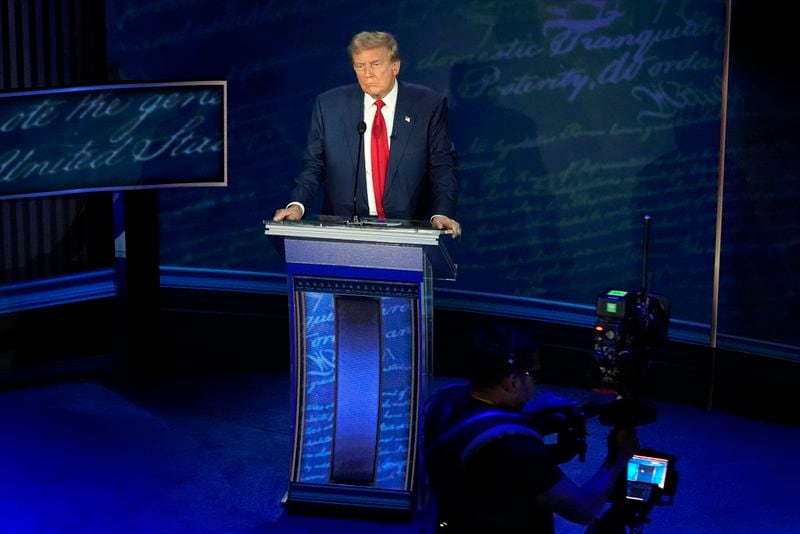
[345,85,364,173]
[387,82,414,192]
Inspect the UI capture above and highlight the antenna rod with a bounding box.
[641,215,651,294]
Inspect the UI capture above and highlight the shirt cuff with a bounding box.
[287,202,305,217]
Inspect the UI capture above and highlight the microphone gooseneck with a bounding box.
[350,121,367,225]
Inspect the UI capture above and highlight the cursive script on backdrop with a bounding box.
[0,81,226,199]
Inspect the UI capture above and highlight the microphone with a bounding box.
[350,120,367,225]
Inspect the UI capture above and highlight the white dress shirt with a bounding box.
[363,80,398,217]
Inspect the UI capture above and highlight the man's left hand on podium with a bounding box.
[431,215,461,238]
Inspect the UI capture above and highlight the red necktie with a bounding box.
[371,99,389,219]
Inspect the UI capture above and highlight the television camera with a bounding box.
[590,215,678,533]
[592,214,670,401]
[523,397,678,534]
[529,216,678,533]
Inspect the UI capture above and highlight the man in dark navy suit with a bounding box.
[273,31,461,237]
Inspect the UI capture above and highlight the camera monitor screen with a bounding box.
[0,81,227,200]
[626,453,670,501]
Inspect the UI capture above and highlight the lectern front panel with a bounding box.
[291,279,419,493]
[268,222,448,512]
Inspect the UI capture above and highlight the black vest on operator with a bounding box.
[422,384,548,531]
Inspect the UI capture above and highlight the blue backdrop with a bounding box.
[103,0,799,359]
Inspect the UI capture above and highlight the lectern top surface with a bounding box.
[264,216,452,247]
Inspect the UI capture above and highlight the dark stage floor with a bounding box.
[2,370,799,533]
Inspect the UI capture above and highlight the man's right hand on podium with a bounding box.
[273,204,304,222]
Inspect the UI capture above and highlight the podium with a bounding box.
[264,216,456,516]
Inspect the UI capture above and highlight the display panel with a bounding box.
[0,81,226,200]
[627,454,669,489]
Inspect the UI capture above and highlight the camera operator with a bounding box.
[422,323,639,532]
